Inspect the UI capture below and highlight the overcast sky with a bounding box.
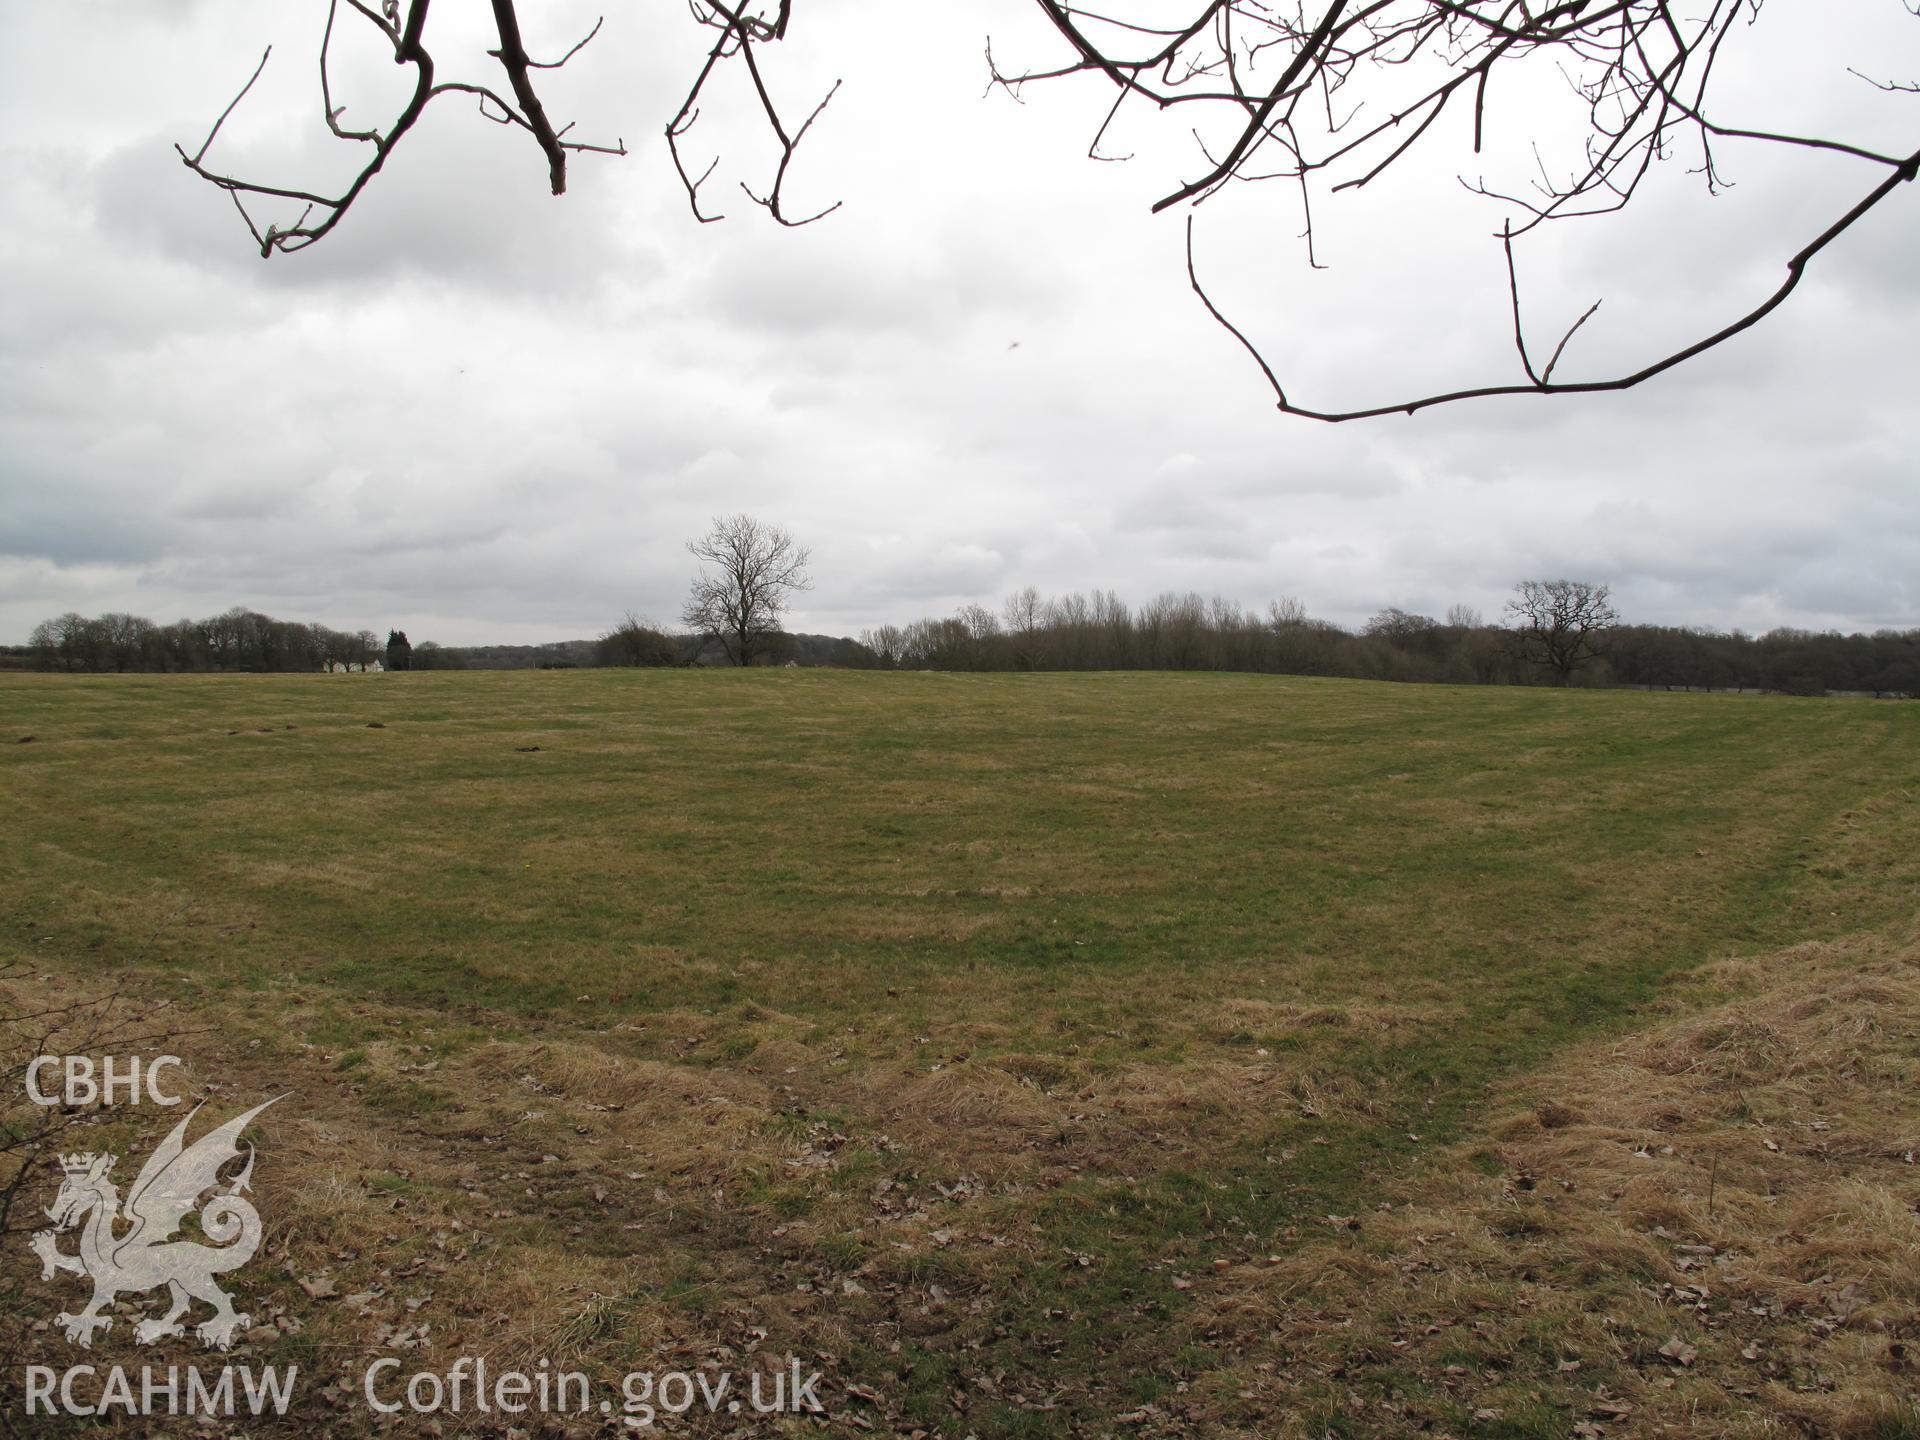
[2,0,1915,646]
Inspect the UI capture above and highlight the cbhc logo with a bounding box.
[25,1055,184,1107]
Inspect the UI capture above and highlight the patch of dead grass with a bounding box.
[1182,925,1920,1439]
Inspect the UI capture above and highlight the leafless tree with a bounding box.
[1267,596,1309,629]
[859,623,907,668]
[597,612,679,667]
[182,1,1917,418]
[1365,607,1439,641]
[958,604,1002,642]
[1092,589,1134,669]
[682,514,813,666]
[26,619,63,672]
[1504,578,1620,684]
[95,613,155,673]
[1038,591,1088,668]
[999,586,1044,669]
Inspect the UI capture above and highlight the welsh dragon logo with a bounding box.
[29,1097,283,1351]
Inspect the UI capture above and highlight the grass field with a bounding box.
[3,670,1918,1437]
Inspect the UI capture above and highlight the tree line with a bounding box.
[4,604,861,675]
[15,594,1917,698]
[18,609,387,674]
[854,586,1920,697]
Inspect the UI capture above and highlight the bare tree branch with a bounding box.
[1058,0,1920,417]
[1190,144,1920,420]
[177,0,626,256]
[181,0,1919,419]
[487,0,573,194]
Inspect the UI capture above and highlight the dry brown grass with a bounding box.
[1182,927,1920,1439]
[9,924,1920,1437]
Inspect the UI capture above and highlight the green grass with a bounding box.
[3,668,1917,1434]
[8,670,1912,1028]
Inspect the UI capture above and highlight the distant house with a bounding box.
[326,659,385,673]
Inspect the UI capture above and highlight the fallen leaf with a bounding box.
[1658,1337,1698,1366]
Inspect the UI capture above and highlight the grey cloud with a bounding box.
[1,2,1916,647]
